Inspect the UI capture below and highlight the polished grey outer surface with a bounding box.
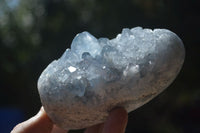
[37,27,185,130]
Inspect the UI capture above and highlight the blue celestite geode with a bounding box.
[38,27,185,130]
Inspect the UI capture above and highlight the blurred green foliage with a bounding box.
[0,0,199,132]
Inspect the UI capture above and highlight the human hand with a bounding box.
[11,107,128,133]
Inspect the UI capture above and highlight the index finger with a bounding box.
[11,107,67,133]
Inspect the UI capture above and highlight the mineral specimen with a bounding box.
[37,27,185,130]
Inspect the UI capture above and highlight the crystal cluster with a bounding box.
[38,27,185,130]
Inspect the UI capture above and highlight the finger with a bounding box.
[84,123,104,133]
[102,107,128,133]
[11,107,54,133]
[51,125,67,133]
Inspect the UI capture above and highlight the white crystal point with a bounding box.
[37,27,185,130]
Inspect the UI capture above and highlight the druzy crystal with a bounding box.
[38,27,185,130]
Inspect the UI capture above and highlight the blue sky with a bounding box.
[5,0,20,9]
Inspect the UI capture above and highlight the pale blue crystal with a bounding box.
[71,32,101,58]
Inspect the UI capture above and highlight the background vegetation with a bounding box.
[0,0,199,132]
